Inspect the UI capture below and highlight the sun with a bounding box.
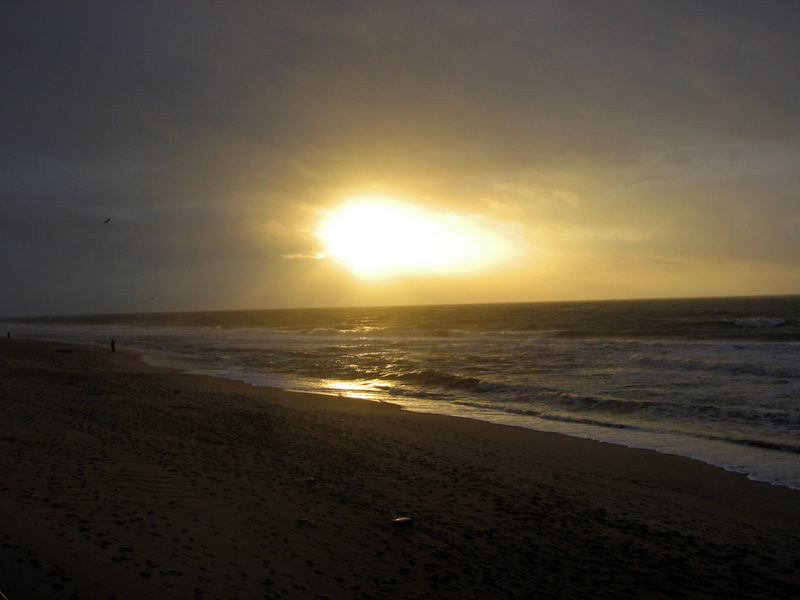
[317,196,518,278]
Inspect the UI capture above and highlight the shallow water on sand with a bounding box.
[6,296,800,488]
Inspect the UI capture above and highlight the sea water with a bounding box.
[5,296,800,489]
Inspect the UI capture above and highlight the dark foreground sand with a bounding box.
[1,339,799,599]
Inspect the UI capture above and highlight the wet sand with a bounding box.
[1,338,799,599]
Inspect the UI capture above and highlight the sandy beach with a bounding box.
[1,339,799,599]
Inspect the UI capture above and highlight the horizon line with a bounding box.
[4,292,799,322]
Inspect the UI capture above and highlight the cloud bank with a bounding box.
[2,1,799,315]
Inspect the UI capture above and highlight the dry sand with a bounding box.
[1,338,799,599]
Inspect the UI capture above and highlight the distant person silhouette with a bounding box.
[110,338,116,353]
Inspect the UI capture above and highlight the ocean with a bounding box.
[5,296,800,489]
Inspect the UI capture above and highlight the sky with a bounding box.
[2,1,800,316]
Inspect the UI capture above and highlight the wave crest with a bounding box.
[733,317,786,328]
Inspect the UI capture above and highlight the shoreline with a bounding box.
[10,323,800,491]
[2,338,800,598]
[21,335,800,491]
[137,338,800,492]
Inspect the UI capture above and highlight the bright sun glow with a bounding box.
[317,196,519,278]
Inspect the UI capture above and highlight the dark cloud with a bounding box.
[2,1,800,315]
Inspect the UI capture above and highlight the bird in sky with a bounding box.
[104,217,112,223]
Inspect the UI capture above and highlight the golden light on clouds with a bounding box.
[317,196,525,279]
